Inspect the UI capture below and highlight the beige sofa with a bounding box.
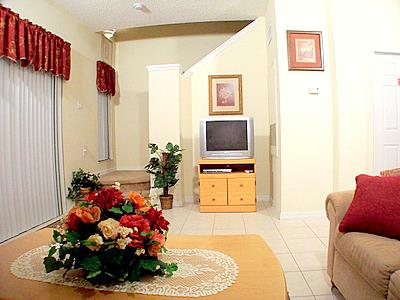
[326,190,400,300]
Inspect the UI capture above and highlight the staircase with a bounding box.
[100,170,151,197]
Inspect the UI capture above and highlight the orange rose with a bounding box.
[148,230,165,257]
[75,206,101,223]
[128,192,146,208]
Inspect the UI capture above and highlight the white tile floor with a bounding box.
[162,200,345,300]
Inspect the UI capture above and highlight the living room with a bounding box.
[1,0,400,299]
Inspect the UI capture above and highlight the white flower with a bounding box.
[112,181,121,190]
[85,234,103,251]
[156,265,160,270]
[135,248,145,256]
[116,237,132,250]
[98,218,120,240]
[117,226,133,238]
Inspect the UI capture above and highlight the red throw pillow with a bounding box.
[339,174,400,240]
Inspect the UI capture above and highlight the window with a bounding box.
[98,92,111,161]
[0,59,64,242]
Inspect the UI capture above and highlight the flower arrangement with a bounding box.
[44,187,177,284]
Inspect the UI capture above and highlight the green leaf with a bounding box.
[79,201,90,207]
[65,231,80,245]
[48,246,57,257]
[52,230,62,242]
[81,256,101,273]
[122,203,134,213]
[165,263,178,276]
[128,263,141,282]
[140,231,150,237]
[87,270,102,279]
[63,257,74,270]
[140,259,160,272]
[108,207,123,214]
[166,142,174,152]
[43,257,63,273]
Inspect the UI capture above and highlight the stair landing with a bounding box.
[100,170,150,197]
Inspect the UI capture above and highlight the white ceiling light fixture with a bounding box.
[103,29,116,40]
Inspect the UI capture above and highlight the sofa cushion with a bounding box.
[389,271,400,300]
[335,231,400,296]
[339,174,400,239]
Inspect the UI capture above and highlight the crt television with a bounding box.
[200,116,254,159]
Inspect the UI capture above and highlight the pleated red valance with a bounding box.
[97,61,116,96]
[0,5,71,80]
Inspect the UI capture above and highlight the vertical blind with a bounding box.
[98,92,110,161]
[0,59,63,242]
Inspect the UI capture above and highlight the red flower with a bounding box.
[119,215,151,248]
[145,207,170,231]
[89,188,124,210]
[65,210,81,232]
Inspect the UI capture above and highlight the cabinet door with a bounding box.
[228,178,255,205]
[200,179,227,206]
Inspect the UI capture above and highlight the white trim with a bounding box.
[279,211,326,220]
[185,19,260,75]
[257,195,272,203]
[374,50,400,56]
[146,64,181,72]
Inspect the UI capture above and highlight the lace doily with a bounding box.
[11,246,238,297]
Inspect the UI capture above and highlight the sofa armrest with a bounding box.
[325,190,354,227]
[325,190,354,278]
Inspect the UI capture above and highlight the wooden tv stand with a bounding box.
[198,158,256,212]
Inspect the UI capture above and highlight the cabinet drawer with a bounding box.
[228,192,255,205]
[200,179,227,193]
[228,178,255,192]
[200,192,227,206]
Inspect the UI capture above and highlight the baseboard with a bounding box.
[257,195,272,203]
[279,210,325,220]
[116,166,146,171]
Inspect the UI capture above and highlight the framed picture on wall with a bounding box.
[286,31,324,71]
[208,74,243,115]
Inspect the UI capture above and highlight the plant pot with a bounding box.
[159,195,173,210]
[80,187,93,196]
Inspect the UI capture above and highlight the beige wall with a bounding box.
[329,0,400,190]
[274,0,334,215]
[181,18,270,201]
[3,0,116,197]
[114,22,247,170]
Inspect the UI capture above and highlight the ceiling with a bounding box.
[50,0,268,32]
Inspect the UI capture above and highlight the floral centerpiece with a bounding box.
[44,187,177,284]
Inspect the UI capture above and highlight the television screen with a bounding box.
[206,121,248,151]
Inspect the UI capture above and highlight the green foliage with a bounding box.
[144,142,183,197]
[66,168,103,200]
[44,229,178,283]
[108,207,123,215]
[122,203,134,213]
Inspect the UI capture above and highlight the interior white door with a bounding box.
[374,53,400,173]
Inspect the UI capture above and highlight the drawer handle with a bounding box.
[212,198,216,201]
[240,184,244,187]
[211,184,215,188]
[240,197,244,201]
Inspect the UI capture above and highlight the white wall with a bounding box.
[329,0,400,190]
[2,0,116,197]
[274,0,334,216]
[181,18,270,202]
[114,24,245,170]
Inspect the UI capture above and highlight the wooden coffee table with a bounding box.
[0,229,287,299]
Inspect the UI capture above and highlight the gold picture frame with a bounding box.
[287,30,324,71]
[208,75,243,115]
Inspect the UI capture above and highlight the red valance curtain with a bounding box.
[97,61,115,96]
[0,5,71,80]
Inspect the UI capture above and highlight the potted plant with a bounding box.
[145,142,183,209]
[67,168,103,200]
